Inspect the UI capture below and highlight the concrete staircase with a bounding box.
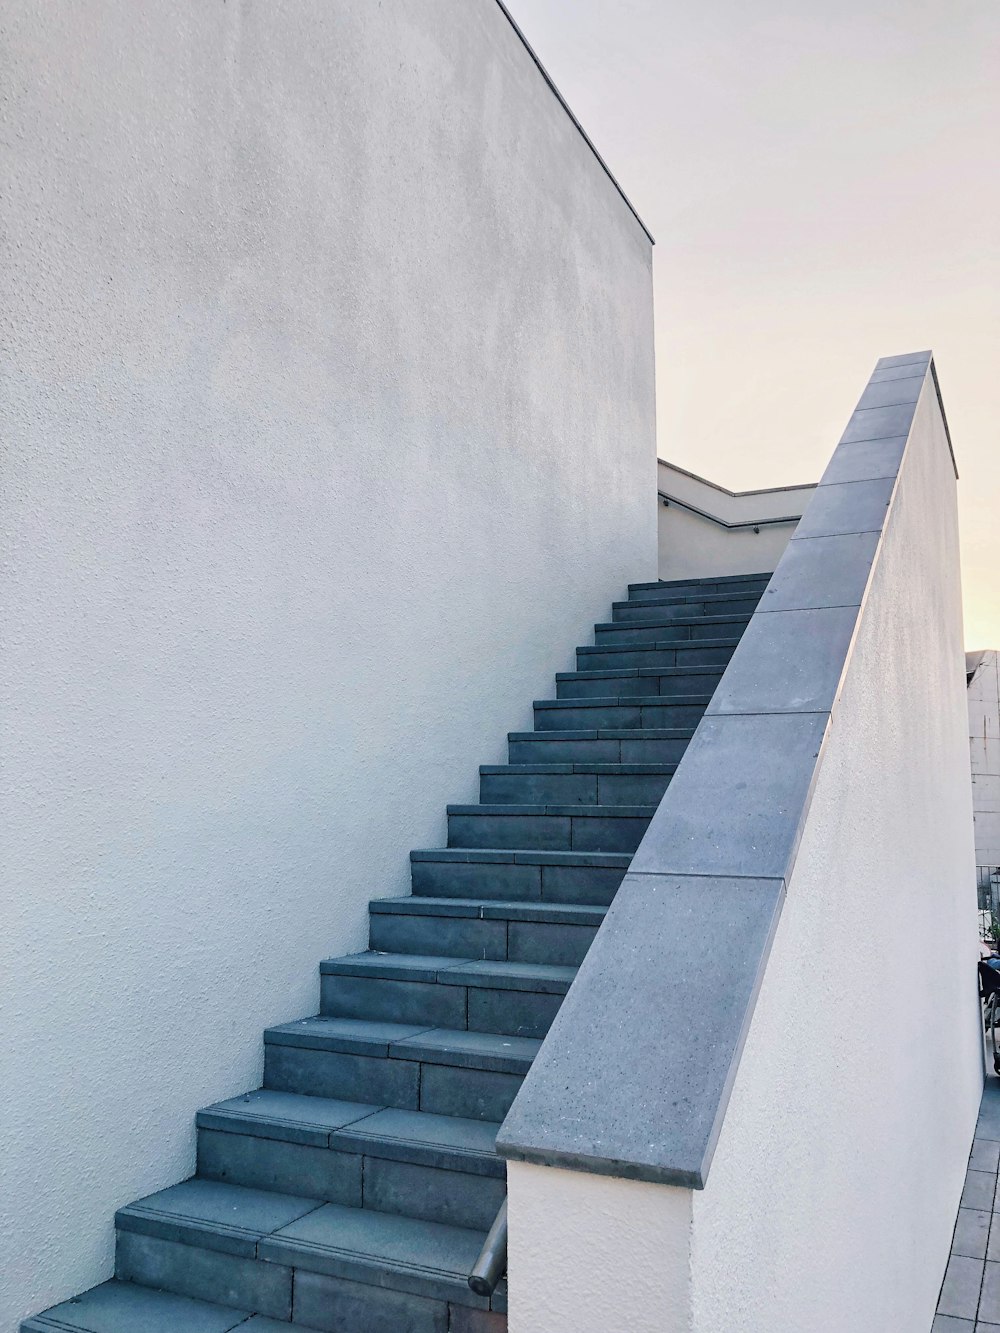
[24,572,769,1333]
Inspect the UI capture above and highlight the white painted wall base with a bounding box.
[507,1162,693,1333]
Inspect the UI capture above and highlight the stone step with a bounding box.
[446,802,653,854]
[555,664,724,699]
[532,694,709,731]
[197,1090,505,1232]
[368,893,605,964]
[593,613,752,646]
[612,594,759,623]
[576,637,740,672]
[410,847,630,907]
[507,727,694,764]
[21,1281,260,1333]
[114,1179,504,1326]
[480,760,675,806]
[627,571,772,598]
[320,948,578,1041]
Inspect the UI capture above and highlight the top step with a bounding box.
[628,571,773,593]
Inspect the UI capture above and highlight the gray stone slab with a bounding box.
[440,958,574,993]
[447,1307,508,1333]
[870,362,929,383]
[197,1128,362,1205]
[116,1179,317,1257]
[22,1281,251,1333]
[981,1262,1000,1323]
[840,400,919,443]
[331,1106,501,1173]
[370,912,507,960]
[363,1154,505,1231]
[963,1169,998,1212]
[628,712,829,882]
[390,1028,539,1074]
[467,984,562,1039]
[265,1016,433,1056]
[938,1254,986,1320]
[977,1081,1000,1141]
[264,1043,421,1108]
[497,873,784,1186]
[794,477,896,540]
[932,1318,975,1332]
[819,435,909,486]
[292,1268,448,1333]
[320,975,468,1029]
[507,918,597,966]
[761,531,880,611]
[260,1200,485,1302]
[954,1208,993,1259]
[973,1139,1000,1172]
[705,607,857,717]
[289,1263,445,1327]
[197,1089,380,1147]
[115,1230,292,1319]
[420,1062,523,1121]
[855,373,926,410]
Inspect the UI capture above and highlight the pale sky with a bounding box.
[507,0,999,649]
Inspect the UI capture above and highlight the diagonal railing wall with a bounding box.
[498,352,980,1333]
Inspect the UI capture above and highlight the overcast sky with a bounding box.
[507,0,999,648]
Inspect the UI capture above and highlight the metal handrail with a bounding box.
[468,1198,507,1297]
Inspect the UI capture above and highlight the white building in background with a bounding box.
[969,651,1000,882]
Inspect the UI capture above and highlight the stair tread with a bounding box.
[118,1178,490,1290]
[534,694,711,708]
[481,762,677,774]
[369,895,607,924]
[595,613,751,631]
[507,728,695,741]
[199,1089,502,1166]
[410,847,632,866]
[613,591,761,609]
[320,951,576,992]
[555,665,722,679]
[21,1280,259,1333]
[446,802,655,817]
[266,1015,539,1073]
[628,572,771,590]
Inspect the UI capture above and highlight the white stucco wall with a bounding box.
[688,382,981,1330]
[507,1162,692,1333]
[0,2,655,1325]
[969,651,1000,869]
[657,461,816,580]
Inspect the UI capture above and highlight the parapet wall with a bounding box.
[503,353,980,1332]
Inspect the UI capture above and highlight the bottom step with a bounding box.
[22,1279,262,1332]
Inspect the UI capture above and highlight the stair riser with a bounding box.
[480,770,671,805]
[612,596,759,622]
[321,973,564,1039]
[594,617,750,646]
[116,1230,471,1333]
[628,577,770,600]
[411,857,625,906]
[556,671,723,698]
[369,912,598,966]
[509,734,689,764]
[447,810,648,854]
[197,1129,504,1232]
[266,1042,524,1123]
[533,701,706,730]
[579,643,735,671]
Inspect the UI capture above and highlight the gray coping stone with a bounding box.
[973,1140,1000,1172]
[497,873,784,1186]
[877,349,932,368]
[977,1081,1000,1141]
[793,477,897,539]
[855,373,926,410]
[705,607,858,716]
[21,1280,252,1333]
[760,531,881,612]
[498,353,944,1190]
[870,361,931,383]
[932,1319,975,1332]
[939,1254,986,1320]
[627,711,829,881]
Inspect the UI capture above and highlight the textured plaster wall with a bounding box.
[969,651,1000,868]
[656,464,815,581]
[0,2,655,1325]
[507,1161,693,1333]
[688,385,981,1331]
